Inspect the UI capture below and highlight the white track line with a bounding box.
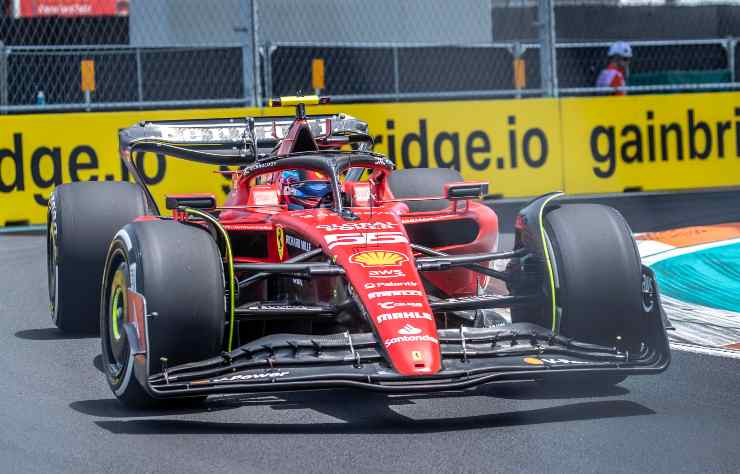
[641,237,740,265]
[670,342,740,360]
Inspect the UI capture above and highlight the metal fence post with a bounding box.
[0,42,7,113]
[727,38,736,84]
[264,42,273,102]
[251,0,262,107]
[135,47,144,106]
[536,0,558,97]
[237,0,256,107]
[392,46,400,101]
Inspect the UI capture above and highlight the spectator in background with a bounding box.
[596,41,632,95]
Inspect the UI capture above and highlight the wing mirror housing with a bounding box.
[165,194,216,210]
[444,182,489,200]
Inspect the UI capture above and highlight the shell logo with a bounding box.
[349,250,408,267]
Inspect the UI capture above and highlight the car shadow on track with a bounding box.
[488,381,630,400]
[90,398,653,435]
[71,378,630,418]
[14,328,97,340]
[76,382,652,435]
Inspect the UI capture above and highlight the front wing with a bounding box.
[140,306,670,398]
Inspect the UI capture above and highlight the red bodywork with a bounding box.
[163,116,500,377]
[113,108,670,400]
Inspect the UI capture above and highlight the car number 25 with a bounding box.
[324,232,408,249]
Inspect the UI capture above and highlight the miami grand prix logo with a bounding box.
[349,250,408,267]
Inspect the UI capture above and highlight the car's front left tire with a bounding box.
[100,220,226,408]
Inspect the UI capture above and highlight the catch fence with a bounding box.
[0,0,738,113]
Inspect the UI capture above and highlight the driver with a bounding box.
[281,170,331,210]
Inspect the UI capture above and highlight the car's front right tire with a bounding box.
[47,181,149,333]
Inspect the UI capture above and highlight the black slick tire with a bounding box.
[47,182,149,333]
[538,204,644,387]
[509,204,643,388]
[100,220,225,408]
[543,204,644,352]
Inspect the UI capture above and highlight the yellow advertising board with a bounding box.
[1,91,739,226]
[318,99,564,197]
[561,92,740,194]
[0,108,259,225]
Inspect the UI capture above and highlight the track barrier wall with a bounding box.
[1,91,739,226]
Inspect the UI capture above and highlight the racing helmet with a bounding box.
[282,170,331,208]
[608,41,633,59]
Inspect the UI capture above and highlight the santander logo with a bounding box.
[398,324,422,335]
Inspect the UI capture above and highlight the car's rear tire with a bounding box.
[543,204,644,353]
[387,167,463,212]
[47,182,149,333]
[100,220,225,408]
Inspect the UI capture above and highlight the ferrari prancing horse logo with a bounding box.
[276,225,285,260]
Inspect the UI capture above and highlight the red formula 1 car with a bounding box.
[47,96,670,407]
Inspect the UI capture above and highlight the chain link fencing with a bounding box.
[548,0,739,96]
[0,0,739,113]
[0,0,254,111]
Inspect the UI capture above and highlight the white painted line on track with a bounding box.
[641,237,740,265]
[670,342,740,360]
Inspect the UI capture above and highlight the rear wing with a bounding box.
[118,113,371,166]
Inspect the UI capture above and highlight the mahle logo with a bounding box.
[350,250,407,267]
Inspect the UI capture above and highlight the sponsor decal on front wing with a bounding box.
[368,290,422,300]
[212,371,290,383]
[385,334,438,348]
[377,311,433,323]
[523,357,591,366]
[250,305,319,311]
[444,295,500,304]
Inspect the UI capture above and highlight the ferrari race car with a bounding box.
[47,96,670,407]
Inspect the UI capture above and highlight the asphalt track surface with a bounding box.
[2,234,740,474]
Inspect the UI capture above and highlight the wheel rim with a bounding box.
[642,273,656,313]
[105,261,130,379]
[47,219,58,321]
